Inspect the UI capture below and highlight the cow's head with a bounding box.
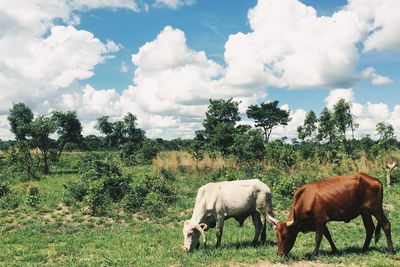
[272,218,298,257]
[181,220,208,252]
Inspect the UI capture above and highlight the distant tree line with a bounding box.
[1,99,399,183]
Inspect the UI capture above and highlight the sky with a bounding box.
[0,0,399,140]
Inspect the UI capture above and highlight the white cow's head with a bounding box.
[182,220,208,252]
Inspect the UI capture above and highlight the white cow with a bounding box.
[182,179,278,252]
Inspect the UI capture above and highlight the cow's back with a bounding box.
[200,179,268,217]
[290,173,383,223]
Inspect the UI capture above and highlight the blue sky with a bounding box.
[78,0,399,113]
[0,0,399,139]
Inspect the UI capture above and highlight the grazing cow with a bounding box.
[268,173,394,257]
[182,179,278,252]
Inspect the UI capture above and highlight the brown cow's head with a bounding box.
[273,219,299,256]
[181,220,208,252]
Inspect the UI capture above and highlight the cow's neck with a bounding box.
[190,202,208,225]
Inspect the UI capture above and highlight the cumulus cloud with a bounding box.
[321,88,399,139]
[0,0,399,140]
[154,0,195,9]
[224,0,361,89]
[324,88,355,109]
[361,67,393,85]
[346,0,400,52]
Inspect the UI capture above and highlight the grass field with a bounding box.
[0,154,399,266]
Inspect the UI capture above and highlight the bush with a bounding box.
[0,194,20,209]
[26,184,39,207]
[62,180,87,205]
[0,182,10,198]
[122,174,176,215]
[65,155,130,215]
[273,173,319,202]
[85,180,111,215]
[391,169,400,184]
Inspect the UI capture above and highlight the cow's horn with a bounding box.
[195,224,207,245]
[286,219,295,226]
[266,213,279,225]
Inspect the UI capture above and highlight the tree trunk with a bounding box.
[385,161,397,187]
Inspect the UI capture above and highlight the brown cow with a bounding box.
[267,173,394,257]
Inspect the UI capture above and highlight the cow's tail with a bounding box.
[375,224,381,244]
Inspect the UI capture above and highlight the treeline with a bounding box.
[0,99,399,182]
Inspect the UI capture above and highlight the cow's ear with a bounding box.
[198,223,208,231]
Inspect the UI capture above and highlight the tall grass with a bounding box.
[152,151,236,174]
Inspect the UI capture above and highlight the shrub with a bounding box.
[0,194,20,209]
[143,192,165,216]
[65,155,130,215]
[391,169,400,184]
[122,174,176,215]
[85,180,111,216]
[26,184,39,207]
[62,180,87,205]
[0,182,10,198]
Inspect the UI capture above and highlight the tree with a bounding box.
[246,100,290,142]
[333,99,356,140]
[297,111,318,141]
[96,113,145,160]
[376,122,396,149]
[52,111,83,157]
[202,98,241,156]
[232,129,265,163]
[31,116,57,174]
[317,108,337,144]
[8,103,34,141]
[7,103,36,179]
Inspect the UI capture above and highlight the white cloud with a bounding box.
[321,88,398,139]
[154,0,194,9]
[119,61,129,73]
[0,0,399,140]
[324,88,355,109]
[346,0,400,52]
[224,0,361,89]
[361,67,393,85]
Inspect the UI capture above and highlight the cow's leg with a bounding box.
[251,213,262,247]
[311,223,324,257]
[323,225,338,253]
[260,214,267,245]
[372,208,394,254]
[361,212,374,252]
[215,215,225,249]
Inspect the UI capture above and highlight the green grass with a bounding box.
[0,162,399,266]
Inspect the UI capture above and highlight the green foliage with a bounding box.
[297,111,317,141]
[0,182,10,198]
[138,138,162,163]
[4,144,38,181]
[246,100,290,142]
[31,115,57,174]
[8,103,34,141]
[96,113,145,156]
[62,180,87,205]
[122,174,176,216]
[376,122,396,150]
[265,139,298,170]
[209,166,241,182]
[232,129,265,163]
[0,194,20,209]
[52,111,84,157]
[202,98,241,155]
[26,184,39,207]
[64,154,130,215]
